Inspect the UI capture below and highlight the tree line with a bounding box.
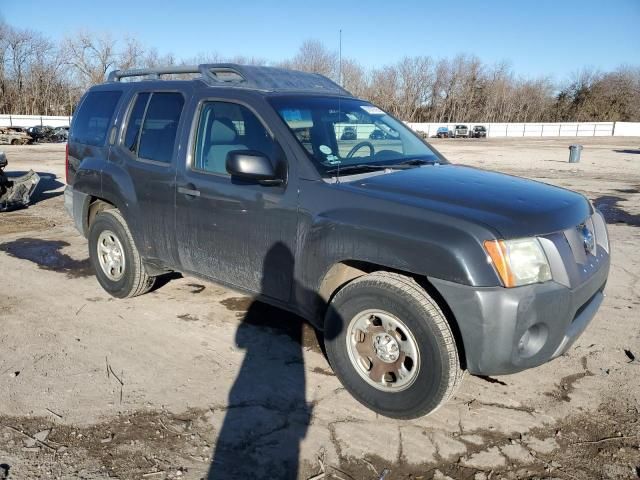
[1,21,639,123]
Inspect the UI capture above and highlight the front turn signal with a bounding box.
[484,239,516,287]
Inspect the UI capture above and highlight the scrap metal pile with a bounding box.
[0,152,40,211]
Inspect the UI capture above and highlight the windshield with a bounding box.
[269,96,445,177]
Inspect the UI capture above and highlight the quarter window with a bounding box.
[70,90,122,146]
[137,92,184,163]
[193,102,273,174]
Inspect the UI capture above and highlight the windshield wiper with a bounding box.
[397,158,436,165]
[325,163,417,175]
[326,158,437,176]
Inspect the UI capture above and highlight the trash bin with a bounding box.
[568,144,583,163]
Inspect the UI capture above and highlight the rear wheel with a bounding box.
[324,271,463,419]
[88,209,155,298]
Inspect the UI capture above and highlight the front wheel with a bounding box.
[88,209,156,298]
[324,272,463,419]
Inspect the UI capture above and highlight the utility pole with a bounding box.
[339,29,343,87]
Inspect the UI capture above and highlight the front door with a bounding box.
[174,100,298,302]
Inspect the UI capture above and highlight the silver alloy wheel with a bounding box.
[346,309,421,392]
[97,230,126,281]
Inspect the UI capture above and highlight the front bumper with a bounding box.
[431,257,608,375]
[430,210,611,375]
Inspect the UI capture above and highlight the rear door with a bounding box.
[107,90,187,267]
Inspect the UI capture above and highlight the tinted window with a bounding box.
[138,92,184,163]
[71,91,122,146]
[193,102,273,174]
[123,93,150,153]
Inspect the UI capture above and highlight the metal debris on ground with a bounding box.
[0,152,40,212]
[624,349,636,363]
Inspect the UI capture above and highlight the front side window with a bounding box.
[71,90,122,146]
[193,101,274,174]
[269,96,443,177]
[137,92,184,163]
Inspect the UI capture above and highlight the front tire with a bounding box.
[88,209,155,298]
[324,272,463,419]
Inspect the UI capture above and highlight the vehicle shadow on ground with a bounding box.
[613,149,640,154]
[207,242,339,480]
[5,170,64,204]
[593,195,640,227]
[0,237,93,277]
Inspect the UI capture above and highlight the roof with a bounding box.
[106,63,351,96]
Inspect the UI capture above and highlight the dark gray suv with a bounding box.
[65,64,610,419]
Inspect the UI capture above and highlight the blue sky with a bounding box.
[2,0,638,81]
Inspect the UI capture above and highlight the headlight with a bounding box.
[484,238,552,287]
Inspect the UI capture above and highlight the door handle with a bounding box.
[178,186,201,197]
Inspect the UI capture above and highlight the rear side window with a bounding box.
[137,92,184,163]
[71,91,122,146]
[123,92,150,152]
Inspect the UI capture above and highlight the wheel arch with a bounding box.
[86,197,116,233]
[316,260,468,371]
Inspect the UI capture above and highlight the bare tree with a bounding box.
[282,39,337,78]
[63,31,117,86]
[340,58,368,97]
[395,56,434,121]
[0,23,638,122]
[119,37,146,71]
[366,66,399,116]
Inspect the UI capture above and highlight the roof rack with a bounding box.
[106,63,350,95]
[107,65,202,82]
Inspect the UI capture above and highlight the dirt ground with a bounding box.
[0,138,639,480]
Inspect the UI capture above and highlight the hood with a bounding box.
[340,165,591,238]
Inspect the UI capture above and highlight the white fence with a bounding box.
[2,114,640,137]
[407,121,640,137]
[0,114,72,128]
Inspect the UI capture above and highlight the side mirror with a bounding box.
[226,150,283,185]
[0,151,7,169]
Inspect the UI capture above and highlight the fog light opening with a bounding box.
[517,324,548,359]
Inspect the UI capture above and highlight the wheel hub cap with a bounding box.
[346,310,421,392]
[373,333,400,363]
[97,230,125,281]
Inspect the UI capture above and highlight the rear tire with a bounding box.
[324,271,463,419]
[88,209,155,298]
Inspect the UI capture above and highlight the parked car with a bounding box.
[27,125,55,143]
[0,127,33,145]
[52,126,69,142]
[453,124,469,138]
[369,129,385,140]
[341,126,357,140]
[470,125,487,138]
[435,127,450,138]
[65,64,610,419]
